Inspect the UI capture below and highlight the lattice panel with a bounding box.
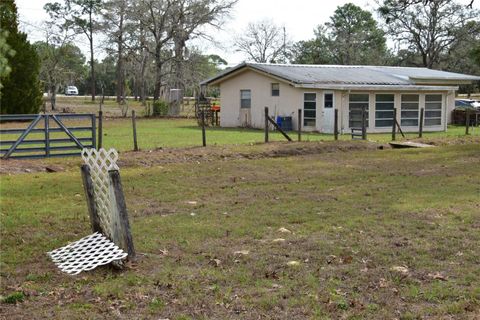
[81,148,119,240]
[48,232,127,275]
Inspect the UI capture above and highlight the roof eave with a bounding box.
[296,83,459,91]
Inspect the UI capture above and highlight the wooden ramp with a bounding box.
[389,141,435,148]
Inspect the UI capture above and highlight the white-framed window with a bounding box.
[324,93,333,108]
[271,83,280,96]
[349,93,369,128]
[240,89,251,108]
[424,94,442,126]
[303,93,316,126]
[375,94,395,127]
[401,94,419,126]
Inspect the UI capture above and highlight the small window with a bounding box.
[271,83,280,96]
[324,93,333,108]
[240,90,251,108]
[425,94,442,126]
[303,93,316,126]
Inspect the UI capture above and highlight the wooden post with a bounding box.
[361,106,367,140]
[108,169,136,260]
[392,107,397,141]
[132,110,138,151]
[44,115,50,157]
[334,109,339,141]
[466,108,470,135]
[297,109,302,142]
[81,165,102,233]
[201,110,206,147]
[98,110,103,149]
[419,108,424,138]
[264,107,269,143]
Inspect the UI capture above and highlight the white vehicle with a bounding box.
[65,86,79,95]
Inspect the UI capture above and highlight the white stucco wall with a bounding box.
[216,69,454,133]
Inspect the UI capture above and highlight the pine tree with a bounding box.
[0,0,43,114]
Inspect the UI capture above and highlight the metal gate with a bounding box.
[0,114,96,159]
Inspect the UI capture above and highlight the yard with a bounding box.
[1,136,479,318]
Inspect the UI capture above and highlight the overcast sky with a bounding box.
[16,0,479,66]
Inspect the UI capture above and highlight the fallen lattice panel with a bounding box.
[48,232,127,275]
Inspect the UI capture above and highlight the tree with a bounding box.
[35,41,87,110]
[379,0,480,68]
[0,0,42,114]
[45,0,102,101]
[292,4,387,65]
[234,19,290,63]
[169,0,237,91]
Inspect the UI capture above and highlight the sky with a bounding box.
[16,0,479,66]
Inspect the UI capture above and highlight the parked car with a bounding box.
[455,99,480,109]
[65,86,79,96]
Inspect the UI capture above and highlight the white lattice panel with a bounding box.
[81,148,119,240]
[48,232,127,275]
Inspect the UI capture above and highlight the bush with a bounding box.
[3,292,24,304]
[152,100,169,116]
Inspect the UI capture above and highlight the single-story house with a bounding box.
[200,63,480,133]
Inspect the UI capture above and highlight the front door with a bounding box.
[321,92,334,133]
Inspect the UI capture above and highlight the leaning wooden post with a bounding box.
[297,109,302,142]
[108,169,136,260]
[419,108,424,138]
[201,110,206,147]
[392,107,397,141]
[81,165,102,233]
[132,110,138,151]
[334,109,339,141]
[361,106,367,140]
[98,110,103,149]
[264,107,269,143]
[465,108,470,135]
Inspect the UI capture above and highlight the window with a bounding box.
[303,93,316,126]
[240,90,251,108]
[401,94,419,126]
[271,83,279,96]
[375,94,395,127]
[425,94,442,126]
[349,94,369,128]
[324,93,333,108]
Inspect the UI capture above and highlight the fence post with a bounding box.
[132,110,138,151]
[264,107,269,143]
[81,165,102,233]
[334,109,339,141]
[98,110,103,149]
[392,107,397,141]
[44,115,50,157]
[361,106,367,140]
[108,169,136,260]
[201,110,206,147]
[419,108,424,138]
[298,109,302,142]
[466,108,470,135]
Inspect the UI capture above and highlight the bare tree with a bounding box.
[234,19,291,63]
[170,0,237,91]
[379,0,479,68]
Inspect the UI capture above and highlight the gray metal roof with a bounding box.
[201,62,480,87]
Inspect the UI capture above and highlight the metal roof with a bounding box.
[201,62,480,87]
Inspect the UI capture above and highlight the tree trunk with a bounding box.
[153,48,162,101]
[50,84,57,111]
[116,7,125,103]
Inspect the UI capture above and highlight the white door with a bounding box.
[322,92,334,133]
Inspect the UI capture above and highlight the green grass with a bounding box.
[101,118,479,151]
[1,142,479,318]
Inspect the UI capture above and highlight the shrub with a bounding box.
[152,100,169,116]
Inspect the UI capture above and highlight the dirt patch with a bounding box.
[117,140,385,169]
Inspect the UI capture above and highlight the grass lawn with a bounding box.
[1,141,479,319]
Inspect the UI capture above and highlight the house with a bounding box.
[200,63,480,133]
